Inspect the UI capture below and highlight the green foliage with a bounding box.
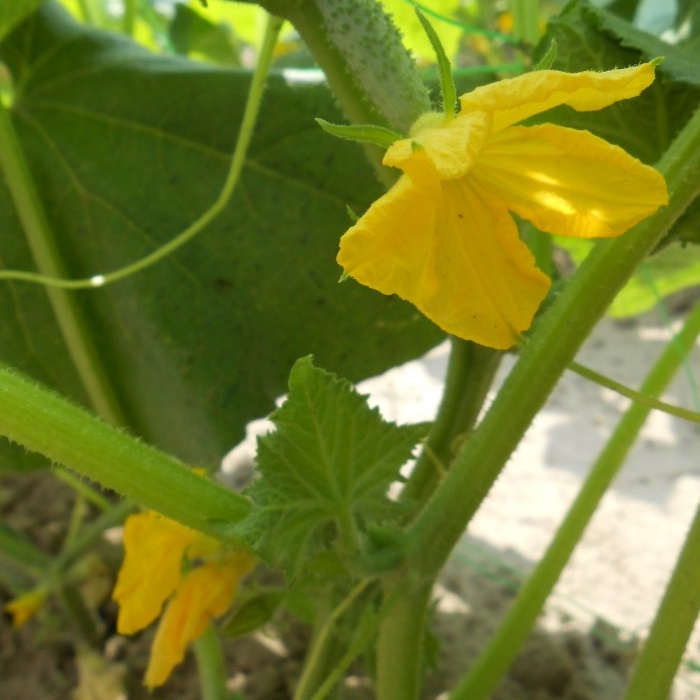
[559,237,700,317]
[236,356,427,577]
[222,587,286,639]
[0,0,43,40]
[0,3,441,470]
[169,3,242,66]
[535,1,700,164]
[534,0,700,316]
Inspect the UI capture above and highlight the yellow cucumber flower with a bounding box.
[5,588,47,627]
[337,63,668,349]
[112,511,255,688]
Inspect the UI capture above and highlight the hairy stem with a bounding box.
[0,99,125,423]
[449,301,700,700]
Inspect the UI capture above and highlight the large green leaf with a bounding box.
[0,0,43,40]
[0,3,442,470]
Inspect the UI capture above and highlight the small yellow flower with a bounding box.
[337,63,668,349]
[112,511,255,688]
[5,588,47,627]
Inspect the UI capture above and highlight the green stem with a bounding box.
[622,502,700,700]
[569,360,700,424]
[510,0,540,45]
[405,104,700,583]
[0,363,249,540]
[294,580,371,700]
[0,14,283,291]
[194,626,229,700]
[376,342,499,700]
[53,469,113,511]
[375,576,432,700]
[448,301,700,700]
[0,525,51,579]
[0,99,125,424]
[401,340,501,508]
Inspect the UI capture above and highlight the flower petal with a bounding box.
[471,124,668,239]
[144,553,255,688]
[338,174,550,349]
[385,111,490,180]
[112,512,198,635]
[5,589,47,627]
[460,63,656,132]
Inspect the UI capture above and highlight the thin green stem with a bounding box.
[449,301,700,700]
[0,99,125,424]
[569,359,700,424]
[0,525,51,579]
[405,105,700,584]
[294,580,371,700]
[194,626,229,700]
[622,502,700,700]
[0,363,249,540]
[50,500,133,578]
[53,469,112,511]
[510,0,540,45]
[0,14,284,291]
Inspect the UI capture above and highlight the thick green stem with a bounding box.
[449,301,700,700]
[0,99,125,424]
[194,626,229,700]
[622,501,700,700]
[375,576,432,700]
[401,340,501,508]
[0,363,250,540]
[405,105,700,582]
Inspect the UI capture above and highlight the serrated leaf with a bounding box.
[591,4,700,86]
[237,357,427,576]
[0,4,441,471]
[534,1,700,165]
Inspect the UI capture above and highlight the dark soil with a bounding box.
[1,470,637,699]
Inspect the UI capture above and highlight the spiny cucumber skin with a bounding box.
[265,0,431,133]
[316,0,430,131]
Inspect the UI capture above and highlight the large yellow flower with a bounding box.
[112,511,255,688]
[337,63,668,349]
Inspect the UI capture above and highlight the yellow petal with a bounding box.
[112,511,198,635]
[385,110,490,180]
[5,589,47,627]
[459,62,656,133]
[338,174,550,349]
[472,124,668,239]
[145,553,255,689]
